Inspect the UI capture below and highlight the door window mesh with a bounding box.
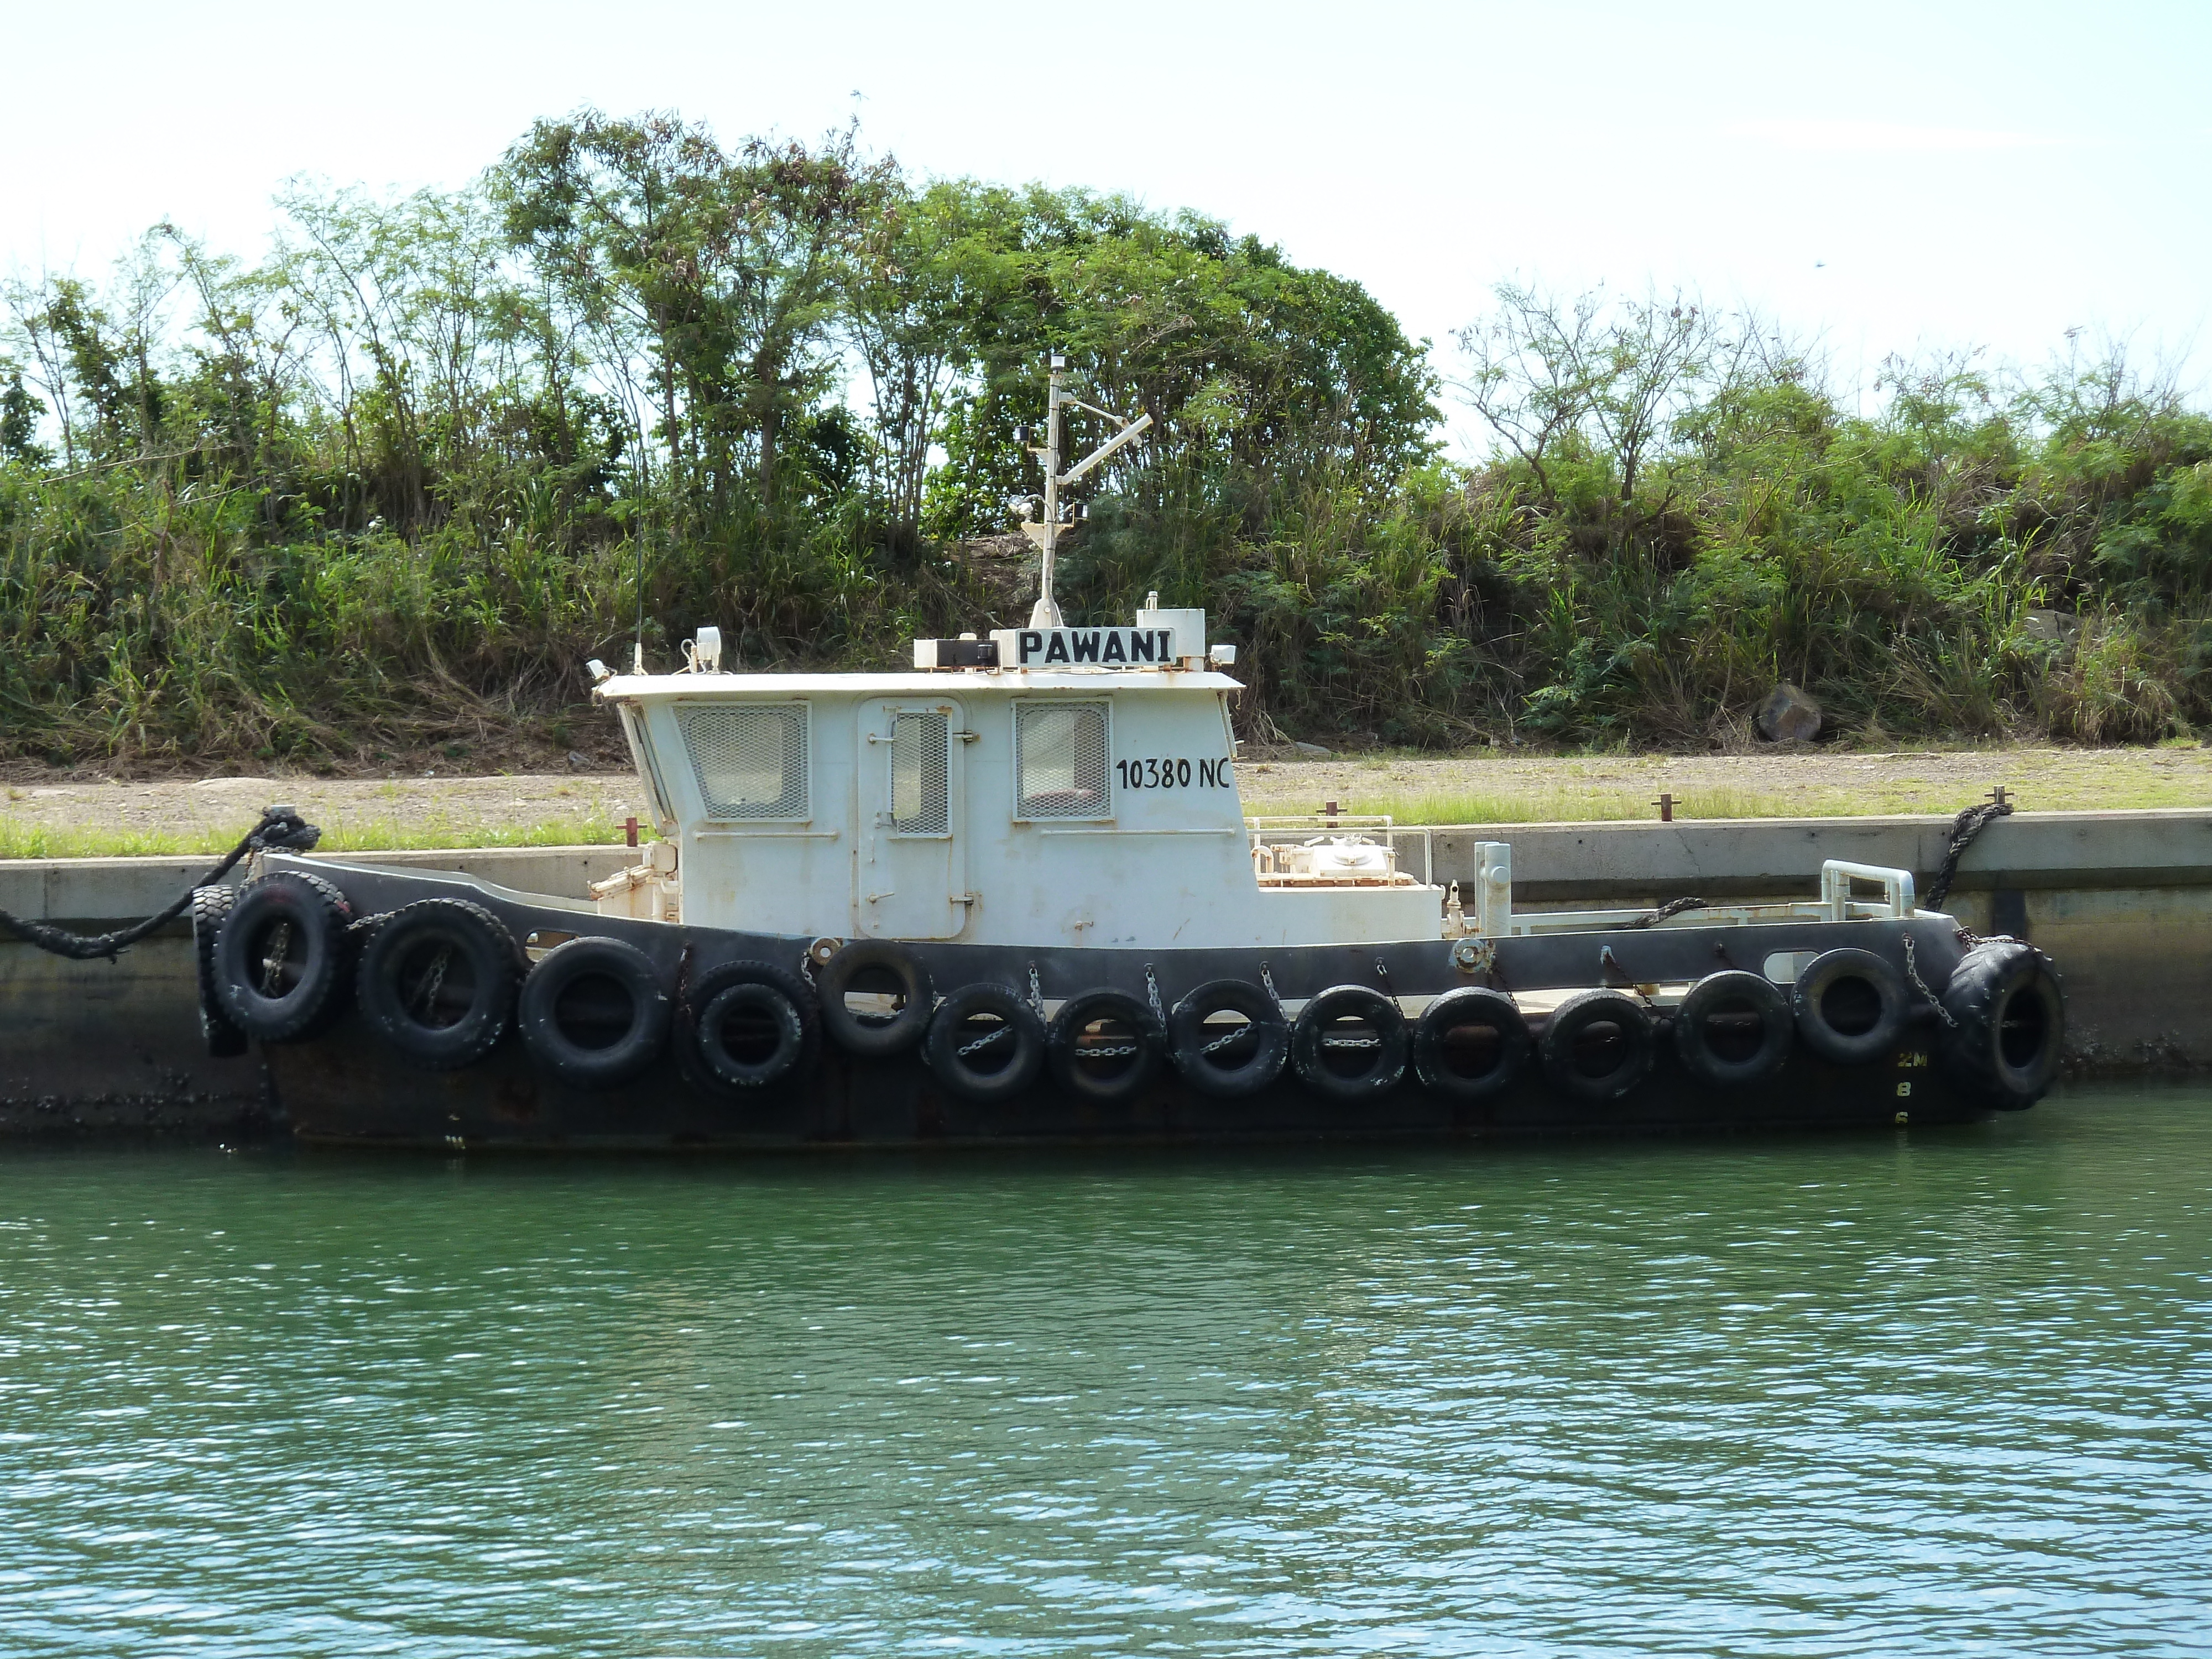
[890,711,950,834]
[1015,702,1110,819]
[677,703,808,820]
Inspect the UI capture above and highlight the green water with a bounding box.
[2,1088,2209,1657]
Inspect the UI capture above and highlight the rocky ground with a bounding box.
[4,742,2207,856]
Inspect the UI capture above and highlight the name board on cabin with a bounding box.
[988,627,1182,669]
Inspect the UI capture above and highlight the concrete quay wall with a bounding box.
[0,847,643,1138]
[1430,810,2210,1075]
[1,811,2204,1136]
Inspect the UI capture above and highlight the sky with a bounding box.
[4,0,2208,442]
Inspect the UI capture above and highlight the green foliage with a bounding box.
[0,124,2208,766]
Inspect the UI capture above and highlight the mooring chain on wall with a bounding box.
[0,805,321,963]
[1923,798,2015,911]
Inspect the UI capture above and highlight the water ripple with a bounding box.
[1,1087,2209,1655]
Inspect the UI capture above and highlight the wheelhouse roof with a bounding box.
[596,669,1244,702]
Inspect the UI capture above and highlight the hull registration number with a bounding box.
[1117,757,1232,789]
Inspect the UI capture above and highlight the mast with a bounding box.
[1024,354,1152,629]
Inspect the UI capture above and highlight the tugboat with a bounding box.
[189,361,2065,1149]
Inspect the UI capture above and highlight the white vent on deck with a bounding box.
[890,711,950,834]
[679,703,808,820]
[1014,701,1110,820]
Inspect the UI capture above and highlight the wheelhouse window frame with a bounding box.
[1011,698,1113,822]
[616,703,679,831]
[674,700,813,824]
[886,706,953,839]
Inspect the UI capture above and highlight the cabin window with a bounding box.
[617,703,677,828]
[1014,701,1110,820]
[889,710,950,835]
[677,702,809,820]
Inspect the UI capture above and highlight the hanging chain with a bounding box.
[1200,1023,1257,1057]
[1144,963,1165,1025]
[958,1023,1013,1057]
[1027,961,1044,1015]
[258,921,293,998]
[1903,935,1956,1029]
[411,946,453,1020]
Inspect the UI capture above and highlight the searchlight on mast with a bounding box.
[1022,354,1152,628]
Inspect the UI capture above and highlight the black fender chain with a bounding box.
[1903,935,1957,1029]
[1375,957,1401,1017]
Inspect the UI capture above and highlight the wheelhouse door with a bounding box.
[856,700,966,940]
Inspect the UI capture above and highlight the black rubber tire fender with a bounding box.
[1792,948,1908,1067]
[1168,979,1290,1099]
[191,885,248,1057]
[1045,988,1165,1108]
[518,936,671,1091]
[212,870,354,1044]
[1672,969,1794,1088]
[817,941,934,1059]
[1938,940,2065,1109]
[924,983,1047,1104]
[1291,984,1408,1102]
[355,898,522,1072]
[686,959,819,1090]
[1539,989,1655,1103]
[1412,986,1531,1102]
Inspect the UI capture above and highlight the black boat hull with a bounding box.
[254,858,2005,1149]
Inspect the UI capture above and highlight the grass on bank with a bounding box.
[1349,781,2197,825]
[0,814,646,862]
[1239,750,2212,825]
[8,758,2210,860]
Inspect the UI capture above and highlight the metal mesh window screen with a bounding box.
[1015,702,1110,819]
[890,711,949,834]
[678,703,808,819]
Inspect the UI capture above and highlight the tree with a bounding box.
[1453,284,1722,513]
[0,362,50,466]
[920,186,1435,540]
[498,112,884,517]
[843,176,988,547]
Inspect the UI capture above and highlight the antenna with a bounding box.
[1025,355,1152,628]
[634,474,649,676]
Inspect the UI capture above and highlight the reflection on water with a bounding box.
[2,1085,2209,1656]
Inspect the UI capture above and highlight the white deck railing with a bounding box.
[1240,821,1924,935]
